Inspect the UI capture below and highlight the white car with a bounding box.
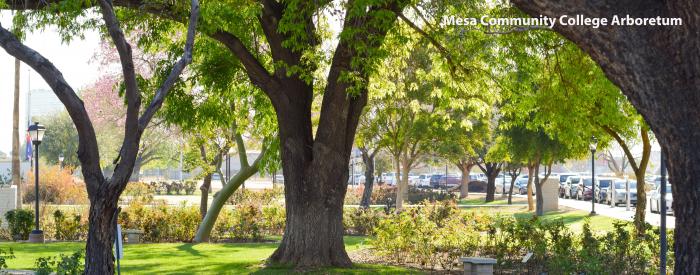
[415,174,432,188]
[494,175,513,194]
[650,184,673,215]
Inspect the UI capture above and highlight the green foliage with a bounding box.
[51,210,85,241]
[343,208,386,236]
[371,201,481,269]
[0,248,14,270]
[371,202,674,273]
[4,209,33,241]
[226,187,283,206]
[34,250,84,275]
[37,111,80,168]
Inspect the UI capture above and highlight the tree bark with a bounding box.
[458,160,474,198]
[535,162,552,217]
[359,148,376,208]
[393,155,403,210]
[85,190,120,275]
[507,167,520,205]
[199,173,212,219]
[12,58,21,207]
[194,164,259,242]
[479,162,502,202]
[526,164,535,211]
[512,0,699,271]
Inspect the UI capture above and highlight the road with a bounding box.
[553,195,676,229]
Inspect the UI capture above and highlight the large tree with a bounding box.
[510,1,700,271]
[5,0,412,267]
[0,1,200,273]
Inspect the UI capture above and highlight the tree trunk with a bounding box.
[12,58,21,207]
[398,156,411,209]
[85,188,120,275]
[526,164,535,211]
[511,0,699,271]
[195,165,256,242]
[393,156,403,210]
[535,163,552,216]
[485,175,497,202]
[459,161,473,198]
[199,173,212,219]
[508,175,517,205]
[360,150,375,208]
[482,163,501,203]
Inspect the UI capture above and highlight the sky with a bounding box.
[0,11,101,154]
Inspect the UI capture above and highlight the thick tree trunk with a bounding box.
[485,176,496,202]
[199,173,212,219]
[459,162,473,198]
[12,58,21,207]
[511,0,699,271]
[360,150,375,208]
[84,186,120,275]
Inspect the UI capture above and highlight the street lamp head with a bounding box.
[589,136,598,152]
[27,122,46,145]
[59,153,65,162]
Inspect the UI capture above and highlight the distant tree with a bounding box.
[38,111,79,168]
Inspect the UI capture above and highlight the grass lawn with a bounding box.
[0,236,418,274]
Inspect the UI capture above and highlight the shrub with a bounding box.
[0,248,14,270]
[119,201,200,243]
[121,182,154,204]
[35,250,84,275]
[370,201,479,269]
[4,209,34,241]
[52,210,86,241]
[343,207,384,236]
[24,164,87,204]
[370,203,675,273]
[227,187,283,206]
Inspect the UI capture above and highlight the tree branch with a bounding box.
[138,0,200,131]
[0,21,104,194]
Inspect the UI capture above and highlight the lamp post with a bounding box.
[58,153,64,169]
[589,136,598,216]
[27,122,45,243]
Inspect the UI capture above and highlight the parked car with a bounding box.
[563,176,581,199]
[558,173,578,198]
[347,174,364,185]
[605,180,638,206]
[407,173,419,185]
[576,176,596,200]
[429,174,444,188]
[649,184,673,215]
[415,174,432,188]
[382,172,397,185]
[438,174,461,189]
[594,178,614,203]
[514,176,530,195]
[495,175,513,194]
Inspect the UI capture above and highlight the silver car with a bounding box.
[650,184,673,215]
[606,180,637,206]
